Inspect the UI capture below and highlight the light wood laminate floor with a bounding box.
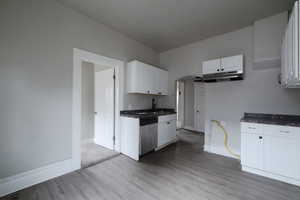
[2,130,300,200]
[81,142,119,168]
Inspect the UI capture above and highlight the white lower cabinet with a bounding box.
[264,136,300,179]
[241,133,264,170]
[157,114,177,149]
[241,122,300,186]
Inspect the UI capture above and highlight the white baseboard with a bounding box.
[81,138,95,145]
[155,139,178,151]
[0,159,74,197]
[242,166,300,187]
[184,126,203,133]
[205,146,240,160]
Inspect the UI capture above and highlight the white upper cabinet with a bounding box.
[126,60,168,95]
[221,55,243,73]
[202,59,221,74]
[155,68,168,95]
[202,54,243,75]
[254,12,288,68]
[281,1,300,87]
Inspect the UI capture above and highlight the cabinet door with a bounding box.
[264,136,300,179]
[158,122,169,147]
[127,61,155,94]
[155,69,168,95]
[221,55,243,73]
[241,133,263,170]
[281,30,288,85]
[142,62,156,94]
[293,2,299,81]
[168,120,177,141]
[202,59,221,74]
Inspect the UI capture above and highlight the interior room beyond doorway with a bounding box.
[81,61,119,168]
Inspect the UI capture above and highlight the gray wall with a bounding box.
[184,80,194,128]
[0,0,159,179]
[81,62,95,141]
[160,25,300,157]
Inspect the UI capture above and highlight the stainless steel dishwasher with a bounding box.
[139,116,158,156]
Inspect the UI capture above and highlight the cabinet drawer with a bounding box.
[241,122,263,134]
[158,114,176,122]
[263,125,300,139]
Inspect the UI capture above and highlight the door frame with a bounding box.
[72,48,124,170]
[176,80,185,129]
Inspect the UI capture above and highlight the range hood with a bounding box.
[202,54,244,83]
[202,70,244,82]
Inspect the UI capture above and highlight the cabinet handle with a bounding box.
[167,121,170,125]
[259,136,263,139]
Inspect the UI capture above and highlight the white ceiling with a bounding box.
[59,0,294,52]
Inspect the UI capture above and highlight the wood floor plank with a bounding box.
[2,130,300,200]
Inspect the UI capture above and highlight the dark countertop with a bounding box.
[241,113,300,127]
[120,108,176,119]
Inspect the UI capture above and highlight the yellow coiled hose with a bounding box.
[212,120,240,159]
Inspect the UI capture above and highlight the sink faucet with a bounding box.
[152,98,156,111]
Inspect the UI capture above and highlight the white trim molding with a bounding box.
[184,126,204,133]
[73,48,124,170]
[155,139,178,151]
[204,145,240,160]
[242,166,300,187]
[0,159,73,198]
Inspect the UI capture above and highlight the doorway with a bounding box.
[176,78,205,133]
[80,62,119,168]
[72,49,124,170]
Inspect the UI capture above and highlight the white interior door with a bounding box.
[176,81,185,129]
[94,68,115,150]
[194,82,205,132]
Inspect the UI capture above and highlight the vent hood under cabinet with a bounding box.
[202,54,244,82]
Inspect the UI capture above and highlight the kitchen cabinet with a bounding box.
[241,122,300,186]
[157,114,177,149]
[264,136,300,179]
[221,55,243,73]
[202,54,243,75]
[126,60,168,95]
[121,113,177,161]
[202,59,221,74]
[241,133,264,170]
[281,1,300,87]
[254,12,287,68]
[155,69,168,95]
